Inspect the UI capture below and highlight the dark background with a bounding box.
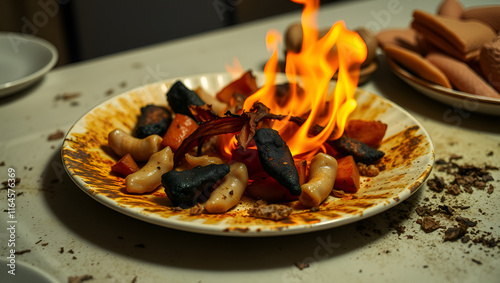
[1,0,338,66]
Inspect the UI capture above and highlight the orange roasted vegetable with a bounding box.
[111,153,139,176]
[162,114,199,151]
[334,155,360,193]
[345,120,387,148]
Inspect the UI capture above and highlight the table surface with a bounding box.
[1,0,500,282]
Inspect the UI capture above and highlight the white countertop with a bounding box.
[1,0,499,282]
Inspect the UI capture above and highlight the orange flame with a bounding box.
[241,0,366,160]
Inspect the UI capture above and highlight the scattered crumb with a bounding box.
[14,249,31,255]
[248,204,292,220]
[59,247,64,254]
[471,259,482,265]
[189,203,203,215]
[0,161,5,166]
[48,130,65,141]
[294,261,310,270]
[444,224,468,241]
[134,243,145,248]
[357,162,380,177]
[55,92,81,101]
[418,216,441,233]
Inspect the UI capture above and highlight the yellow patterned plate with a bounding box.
[62,72,434,236]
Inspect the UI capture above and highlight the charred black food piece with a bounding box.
[135,105,172,138]
[329,135,384,163]
[162,164,230,208]
[166,81,205,119]
[254,128,301,196]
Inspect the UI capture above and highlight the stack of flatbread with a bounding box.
[377,0,500,99]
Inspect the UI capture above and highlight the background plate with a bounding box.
[62,72,434,236]
[0,32,58,97]
[386,57,500,116]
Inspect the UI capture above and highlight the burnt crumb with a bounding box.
[72,256,77,260]
[55,92,81,101]
[406,235,414,239]
[461,235,471,243]
[41,243,48,246]
[394,225,405,235]
[48,130,65,141]
[444,224,468,241]
[436,158,447,165]
[471,259,482,265]
[68,249,74,254]
[1,177,20,190]
[189,203,203,215]
[105,89,114,96]
[427,176,445,192]
[35,239,42,245]
[449,154,462,161]
[68,274,93,283]
[416,206,426,216]
[248,204,293,220]
[438,205,454,215]
[134,243,146,248]
[446,184,461,195]
[357,162,380,177]
[0,161,4,166]
[59,247,64,254]
[487,151,493,156]
[132,276,138,283]
[294,261,310,270]
[456,217,477,227]
[331,189,346,198]
[14,249,31,255]
[487,185,494,194]
[419,216,441,233]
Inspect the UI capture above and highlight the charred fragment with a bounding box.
[162,164,230,208]
[135,105,172,138]
[166,81,205,119]
[329,135,384,163]
[254,128,301,196]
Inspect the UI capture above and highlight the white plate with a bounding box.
[386,57,500,116]
[62,72,434,237]
[0,32,58,97]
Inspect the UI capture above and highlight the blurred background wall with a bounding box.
[0,0,337,66]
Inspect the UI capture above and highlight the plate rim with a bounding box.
[0,32,58,96]
[62,72,435,237]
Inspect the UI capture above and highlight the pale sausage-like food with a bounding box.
[125,146,174,194]
[299,153,338,208]
[205,163,249,214]
[184,154,224,169]
[108,128,162,162]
